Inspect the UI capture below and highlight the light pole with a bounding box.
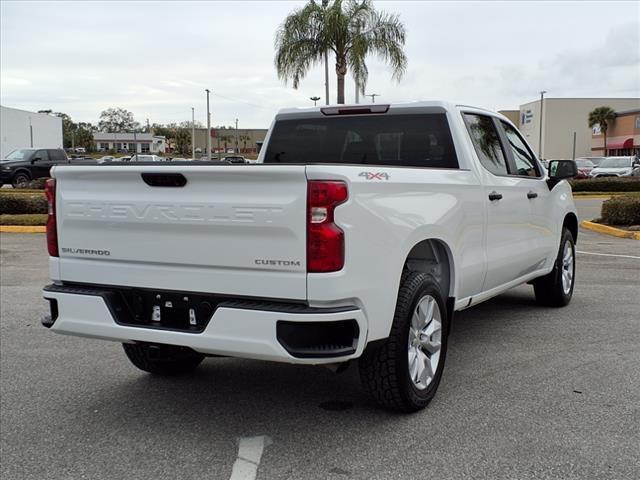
[538,90,546,159]
[322,0,330,105]
[366,93,380,103]
[310,96,321,106]
[191,107,195,159]
[235,118,239,154]
[205,89,211,161]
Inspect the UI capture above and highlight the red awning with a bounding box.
[607,138,634,149]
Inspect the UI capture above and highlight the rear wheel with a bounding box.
[123,342,205,375]
[533,227,575,307]
[359,271,449,412]
[11,172,30,188]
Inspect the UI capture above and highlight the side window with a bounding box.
[49,150,66,162]
[500,122,540,178]
[463,113,508,176]
[34,150,50,162]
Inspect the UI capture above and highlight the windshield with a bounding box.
[264,113,459,168]
[599,157,632,168]
[576,159,594,168]
[5,149,35,161]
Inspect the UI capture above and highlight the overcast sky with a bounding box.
[1,1,638,128]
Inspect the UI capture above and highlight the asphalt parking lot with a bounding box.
[1,199,639,480]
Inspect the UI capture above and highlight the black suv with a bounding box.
[1,148,78,187]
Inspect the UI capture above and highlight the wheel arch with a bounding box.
[563,212,578,244]
[402,238,454,303]
[12,168,32,180]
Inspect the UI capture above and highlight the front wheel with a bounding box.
[11,172,30,188]
[359,271,449,412]
[533,227,575,307]
[123,342,205,375]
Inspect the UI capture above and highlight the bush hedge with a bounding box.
[0,214,47,226]
[600,196,640,225]
[571,177,640,192]
[0,192,47,215]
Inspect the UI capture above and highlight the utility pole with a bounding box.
[191,107,195,160]
[538,90,546,159]
[206,89,212,161]
[366,93,380,103]
[235,118,239,154]
[310,96,321,106]
[572,131,577,160]
[322,0,330,105]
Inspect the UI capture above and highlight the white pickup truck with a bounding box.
[42,102,579,412]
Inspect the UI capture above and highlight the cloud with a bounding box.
[1,1,638,125]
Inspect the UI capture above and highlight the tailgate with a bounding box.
[54,164,308,300]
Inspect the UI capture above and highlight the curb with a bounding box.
[0,226,46,233]
[573,194,612,199]
[580,220,640,240]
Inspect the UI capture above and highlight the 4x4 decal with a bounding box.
[359,171,390,180]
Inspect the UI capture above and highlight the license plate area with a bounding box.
[109,289,218,333]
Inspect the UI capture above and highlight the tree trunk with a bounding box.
[335,55,347,104]
[337,74,345,104]
[603,129,607,156]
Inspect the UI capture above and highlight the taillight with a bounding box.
[307,180,348,273]
[44,178,58,257]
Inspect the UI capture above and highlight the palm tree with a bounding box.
[275,0,407,104]
[588,106,616,156]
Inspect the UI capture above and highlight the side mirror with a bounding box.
[547,159,578,188]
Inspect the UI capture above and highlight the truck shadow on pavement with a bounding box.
[64,287,553,440]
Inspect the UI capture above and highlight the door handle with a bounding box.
[527,191,538,199]
[488,191,503,201]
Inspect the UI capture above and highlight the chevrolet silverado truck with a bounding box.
[41,102,579,412]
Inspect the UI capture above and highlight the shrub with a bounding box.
[0,214,47,226]
[571,177,640,192]
[600,196,640,225]
[0,192,47,214]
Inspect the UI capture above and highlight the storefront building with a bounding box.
[591,108,640,157]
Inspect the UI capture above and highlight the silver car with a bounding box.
[589,156,638,178]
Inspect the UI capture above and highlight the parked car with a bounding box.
[223,155,247,164]
[117,156,132,162]
[577,156,606,167]
[74,147,86,153]
[98,156,116,163]
[41,101,578,412]
[129,154,164,162]
[0,148,74,187]
[589,156,637,178]
[574,158,596,179]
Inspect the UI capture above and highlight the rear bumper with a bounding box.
[42,284,368,365]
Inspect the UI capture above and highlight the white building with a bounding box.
[0,106,63,158]
[94,133,166,153]
[512,98,640,160]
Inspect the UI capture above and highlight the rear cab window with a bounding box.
[49,149,68,162]
[264,113,459,169]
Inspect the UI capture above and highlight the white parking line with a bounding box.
[577,250,640,260]
[229,436,271,480]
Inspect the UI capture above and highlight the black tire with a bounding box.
[359,271,449,412]
[123,342,205,376]
[533,227,575,307]
[11,172,31,188]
